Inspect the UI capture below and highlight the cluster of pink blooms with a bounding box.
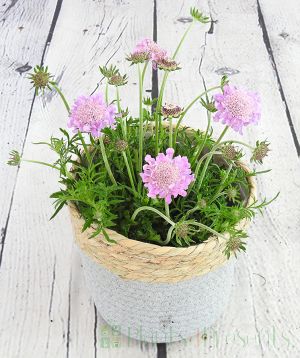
[140,148,195,204]
[133,38,167,68]
[68,93,116,137]
[213,85,261,134]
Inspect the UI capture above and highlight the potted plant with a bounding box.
[8,8,277,343]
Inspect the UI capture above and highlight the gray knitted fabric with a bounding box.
[78,248,235,343]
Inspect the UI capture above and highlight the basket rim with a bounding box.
[68,160,257,254]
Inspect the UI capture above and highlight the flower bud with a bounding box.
[175,223,190,239]
[126,52,150,64]
[103,135,111,146]
[156,58,180,71]
[161,103,183,118]
[251,141,270,164]
[108,74,128,87]
[28,65,52,94]
[222,144,241,161]
[226,186,239,203]
[7,150,21,166]
[115,139,128,152]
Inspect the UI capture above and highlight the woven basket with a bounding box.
[69,161,256,284]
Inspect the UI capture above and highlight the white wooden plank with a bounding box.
[0,0,157,357]
[259,0,300,152]
[0,0,58,260]
[156,0,300,357]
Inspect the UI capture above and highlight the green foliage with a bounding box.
[190,7,210,23]
[7,6,277,259]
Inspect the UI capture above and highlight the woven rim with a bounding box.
[69,156,256,283]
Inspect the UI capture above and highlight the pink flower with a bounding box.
[213,85,261,134]
[133,38,167,68]
[68,94,116,137]
[140,148,195,204]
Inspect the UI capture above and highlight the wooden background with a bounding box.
[1,0,300,357]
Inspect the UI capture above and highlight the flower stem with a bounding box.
[196,126,229,192]
[116,87,127,140]
[50,82,70,113]
[173,85,221,146]
[169,117,173,148]
[165,201,170,218]
[78,131,92,165]
[161,225,175,245]
[156,21,195,115]
[105,82,109,104]
[99,135,117,185]
[22,159,60,170]
[188,150,222,194]
[122,151,136,193]
[191,221,227,240]
[191,111,211,166]
[138,63,144,172]
[172,21,194,59]
[116,86,121,113]
[155,113,159,155]
[219,140,254,150]
[209,163,233,204]
[131,206,175,226]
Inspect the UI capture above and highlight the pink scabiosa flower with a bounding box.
[132,38,167,68]
[140,148,195,204]
[213,85,261,134]
[68,93,116,137]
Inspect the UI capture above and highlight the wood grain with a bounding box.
[156,0,300,357]
[0,0,58,263]
[1,0,300,357]
[0,0,156,357]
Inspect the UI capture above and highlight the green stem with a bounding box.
[196,126,229,192]
[116,86,121,112]
[161,225,175,245]
[165,201,170,218]
[169,117,173,148]
[78,131,91,165]
[188,150,222,194]
[172,22,194,59]
[138,64,144,172]
[219,140,254,150]
[105,82,109,104]
[50,82,70,113]
[116,86,127,140]
[155,113,159,155]
[22,159,59,171]
[99,136,117,185]
[122,151,136,193]
[156,21,195,114]
[131,206,175,226]
[191,222,227,240]
[156,73,168,114]
[209,163,233,204]
[191,111,211,166]
[173,86,221,146]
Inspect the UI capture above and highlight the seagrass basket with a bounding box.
[68,156,256,342]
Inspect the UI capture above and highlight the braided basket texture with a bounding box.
[69,161,256,284]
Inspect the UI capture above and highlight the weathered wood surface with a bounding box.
[1,0,300,357]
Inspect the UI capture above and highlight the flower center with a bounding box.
[76,101,106,125]
[152,162,179,190]
[224,91,253,119]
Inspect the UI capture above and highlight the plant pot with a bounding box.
[68,161,256,343]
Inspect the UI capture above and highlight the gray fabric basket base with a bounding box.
[78,247,235,343]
